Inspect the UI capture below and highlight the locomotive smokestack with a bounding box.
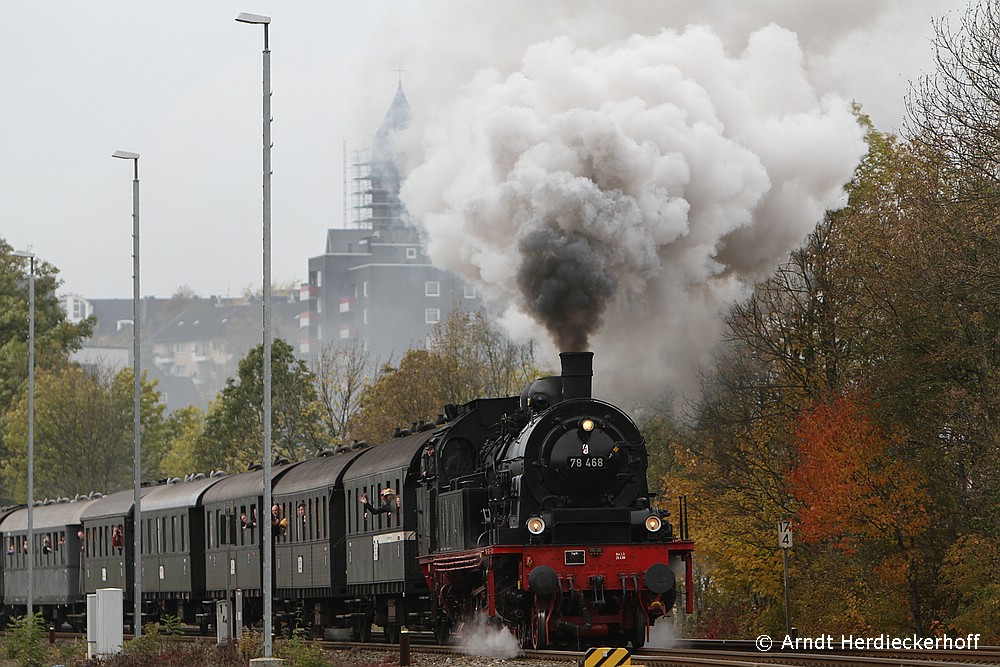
[560,351,594,400]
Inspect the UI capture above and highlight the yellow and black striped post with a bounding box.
[579,646,633,667]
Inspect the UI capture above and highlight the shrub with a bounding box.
[275,630,331,667]
[3,613,48,667]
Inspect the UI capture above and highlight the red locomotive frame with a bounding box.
[420,539,694,647]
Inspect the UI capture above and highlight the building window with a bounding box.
[315,270,322,287]
[363,281,369,297]
[425,308,440,324]
[425,281,440,297]
[363,309,368,324]
[340,327,350,339]
[464,285,476,299]
[406,248,417,259]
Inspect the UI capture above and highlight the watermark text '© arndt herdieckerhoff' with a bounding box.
[755,634,982,652]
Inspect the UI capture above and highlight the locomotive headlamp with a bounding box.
[580,418,595,432]
[527,516,546,535]
[645,514,663,533]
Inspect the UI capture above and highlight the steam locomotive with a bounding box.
[0,351,693,649]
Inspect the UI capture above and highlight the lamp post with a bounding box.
[12,250,35,618]
[235,11,273,657]
[112,149,142,638]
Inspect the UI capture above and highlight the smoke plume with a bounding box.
[400,23,867,399]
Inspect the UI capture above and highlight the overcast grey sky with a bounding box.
[2,0,966,300]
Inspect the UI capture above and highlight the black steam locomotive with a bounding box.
[0,352,693,649]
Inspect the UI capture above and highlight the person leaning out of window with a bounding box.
[359,487,400,517]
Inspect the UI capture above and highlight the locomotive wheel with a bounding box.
[357,617,372,643]
[532,608,549,649]
[630,605,646,649]
[434,617,452,645]
[515,618,530,649]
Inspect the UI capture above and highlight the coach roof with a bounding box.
[202,461,298,505]
[1,497,102,532]
[142,474,226,512]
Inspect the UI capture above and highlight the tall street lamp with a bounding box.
[12,250,35,617]
[112,149,143,637]
[235,11,274,657]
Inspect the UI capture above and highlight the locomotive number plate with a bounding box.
[567,456,604,468]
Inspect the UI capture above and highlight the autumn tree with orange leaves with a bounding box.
[789,393,932,633]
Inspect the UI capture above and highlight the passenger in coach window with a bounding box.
[359,487,400,517]
[111,525,124,553]
[297,502,308,537]
[271,504,287,537]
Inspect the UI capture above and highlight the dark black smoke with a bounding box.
[516,228,615,351]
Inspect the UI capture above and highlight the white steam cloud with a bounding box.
[400,23,867,400]
[457,615,523,659]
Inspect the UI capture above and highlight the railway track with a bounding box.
[31,631,1000,667]
[316,640,1000,667]
[629,647,1000,667]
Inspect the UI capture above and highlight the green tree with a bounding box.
[196,339,328,472]
[159,404,207,478]
[0,240,94,414]
[1,364,167,499]
[939,535,1000,641]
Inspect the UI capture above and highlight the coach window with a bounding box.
[315,496,322,539]
[171,516,177,553]
[396,477,402,524]
[248,504,257,545]
[319,496,326,539]
[180,515,186,552]
[347,490,353,533]
[308,498,315,540]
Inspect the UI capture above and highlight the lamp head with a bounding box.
[12,251,34,259]
[236,12,271,24]
[112,150,139,160]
